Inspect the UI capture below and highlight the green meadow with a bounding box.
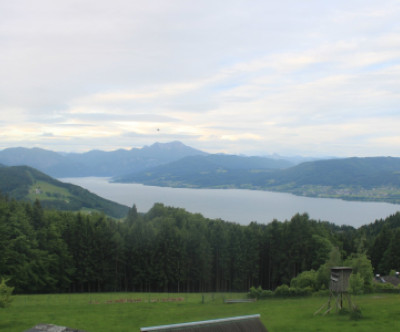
[27,180,71,201]
[1,293,399,331]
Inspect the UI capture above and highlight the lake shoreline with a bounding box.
[112,178,400,206]
[60,177,400,228]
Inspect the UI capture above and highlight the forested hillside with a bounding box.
[0,166,129,218]
[118,156,400,204]
[1,192,399,294]
[114,154,292,186]
[3,142,400,204]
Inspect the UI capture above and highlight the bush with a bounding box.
[248,286,274,299]
[0,279,14,308]
[274,284,290,297]
[249,284,313,299]
[344,253,374,293]
[248,286,261,299]
[290,270,318,291]
[260,289,274,298]
[349,272,364,295]
[373,282,399,293]
[315,247,343,290]
[274,285,312,297]
[289,286,313,297]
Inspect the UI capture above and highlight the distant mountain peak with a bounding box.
[0,141,207,177]
[147,141,191,149]
[143,141,207,155]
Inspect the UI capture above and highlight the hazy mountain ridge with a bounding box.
[114,153,293,186]
[267,157,400,187]
[0,165,129,218]
[0,141,207,177]
[2,141,400,204]
[116,155,400,204]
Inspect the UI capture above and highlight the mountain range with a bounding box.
[1,141,400,204]
[0,141,207,178]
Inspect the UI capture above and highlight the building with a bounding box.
[140,314,268,332]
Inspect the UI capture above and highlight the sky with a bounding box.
[1,0,400,157]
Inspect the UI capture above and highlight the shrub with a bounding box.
[0,279,14,308]
[315,247,342,290]
[349,272,364,295]
[290,270,318,291]
[344,253,374,293]
[289,286,313,297]
[373,282,399,293]
[260,289,274,299]
[274,285,312,297]
[248,286,262,299]
[248,286,274,299]
[250,285,313,299]
[274,284,290,297]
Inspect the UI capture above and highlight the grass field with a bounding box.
[27,180,71,202]
[1,292,399,331]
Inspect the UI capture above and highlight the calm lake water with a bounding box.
[61,177,400,228]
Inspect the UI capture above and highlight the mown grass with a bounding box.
[1,293,399,331]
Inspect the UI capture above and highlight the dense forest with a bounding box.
[1,191,399,294]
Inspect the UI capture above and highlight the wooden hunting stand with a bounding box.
[315,267,355,315]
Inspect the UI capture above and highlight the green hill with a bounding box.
[116,156,400,204]
[268,157,400,187]
[0,165,129,218]
[114,154,292,187]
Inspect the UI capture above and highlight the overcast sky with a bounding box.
[1,0,399,157]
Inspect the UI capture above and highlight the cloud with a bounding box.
[0,1,399,156]
[66,111,180,123]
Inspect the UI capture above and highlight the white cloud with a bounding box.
[0,0,399,156]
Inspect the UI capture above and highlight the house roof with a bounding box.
[379,276,400,286]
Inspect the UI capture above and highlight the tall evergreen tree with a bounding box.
[379,228,400,275]
[369,225,393,274]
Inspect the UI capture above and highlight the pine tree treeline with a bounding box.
[0,192,399,294]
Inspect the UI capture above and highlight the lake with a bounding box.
[60,177,400,228]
